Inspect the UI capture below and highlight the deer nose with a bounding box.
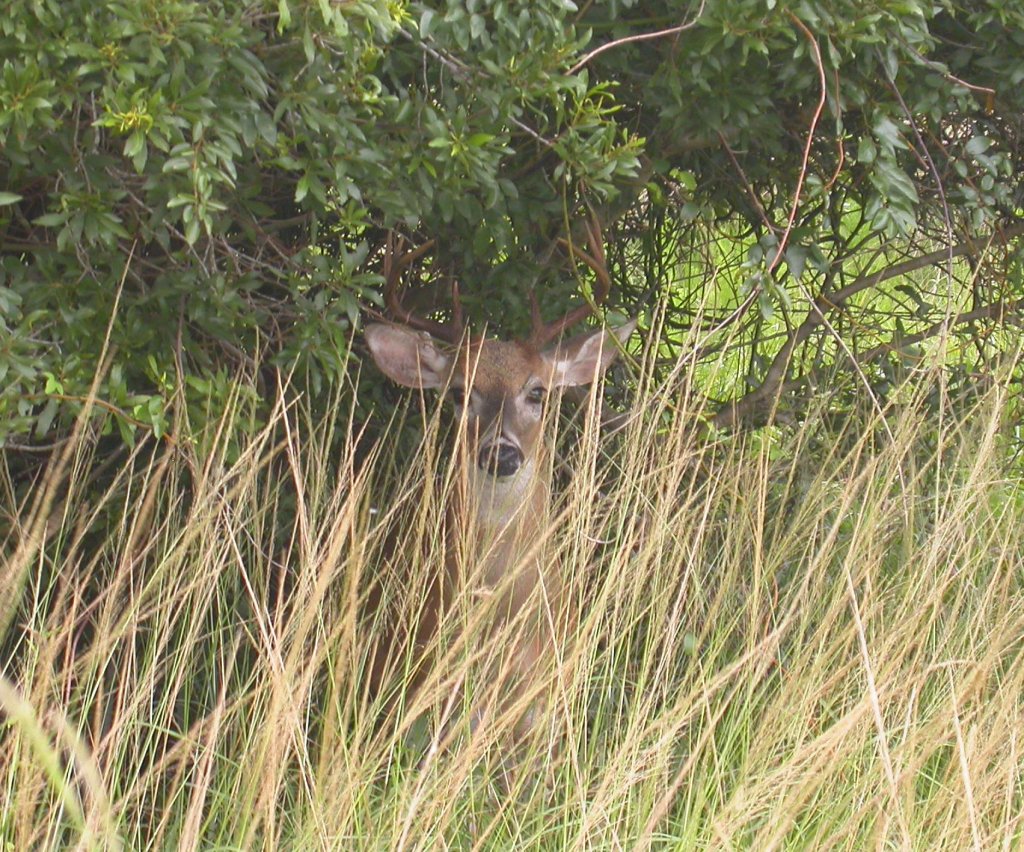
[477,441,524,478]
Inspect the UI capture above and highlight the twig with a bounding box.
[568,1,706,75]
[768,12,829,276]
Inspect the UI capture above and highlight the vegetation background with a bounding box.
[1,0,1023,848]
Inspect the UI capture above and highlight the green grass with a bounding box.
[2,339,1023,850]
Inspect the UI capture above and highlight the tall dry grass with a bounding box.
[2,339,1022,850]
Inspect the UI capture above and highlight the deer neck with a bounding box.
[469,454,545,526]
[453,449,550,587]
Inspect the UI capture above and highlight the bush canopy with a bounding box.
[2,0,1023,449]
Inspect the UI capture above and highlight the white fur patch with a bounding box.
[468,455,538,530]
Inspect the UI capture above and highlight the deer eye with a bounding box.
[526,386,547,406]
[449,387,466,406]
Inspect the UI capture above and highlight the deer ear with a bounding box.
[543,319,636,388]
[365,323,452,388]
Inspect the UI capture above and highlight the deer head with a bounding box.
[364,222,634,487]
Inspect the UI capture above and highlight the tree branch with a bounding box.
[711,220,1024,429]
[857,297,1024,364]
[568,2,706,75]
[756,295,1024,422]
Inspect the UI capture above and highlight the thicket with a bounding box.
[3,3,1024,846]
[2,0,1023,456]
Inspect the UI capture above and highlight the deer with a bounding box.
[362,219,634,762]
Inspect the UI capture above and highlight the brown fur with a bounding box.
[363,320,633,749]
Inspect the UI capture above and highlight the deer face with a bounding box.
[364,322,633,480]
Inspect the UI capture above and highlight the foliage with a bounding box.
[2,0,1024,447]
[0,0,640,449]
[582,0,1024,427]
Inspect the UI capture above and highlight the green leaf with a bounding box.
[874,116,905,150]
[43,372,64,395]
[302,27,315,64]
[162,157,192,173]
[184,217,201,246]
[35,398,59,438]
[965,136,991,157]
[0,192,22,206]
[785,246,807,281]
[420,9,435,37]
[857,136,877,164]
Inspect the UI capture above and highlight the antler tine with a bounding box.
[450,280,465,337]
[383,233,464,344]
[531,215,612,347]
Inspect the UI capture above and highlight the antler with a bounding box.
[530,215,612,347]
[383,232,465,344]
